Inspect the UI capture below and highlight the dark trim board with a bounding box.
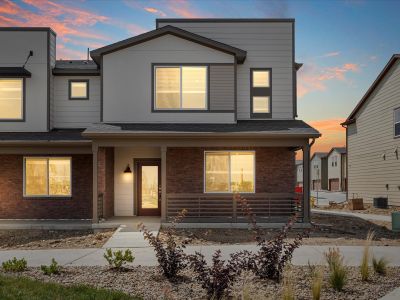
[53,69,100,76]
[156,18,295,28]
[68,79,90,100]
[0,67,31,77]
[90,25,246,65]
[151,63,235,113]
[0,27,57,36]
[250,68,272,119]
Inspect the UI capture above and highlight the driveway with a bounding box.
[311,190,346,206]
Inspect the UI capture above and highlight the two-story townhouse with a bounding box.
[342,54,400,206]
[327,147,347,192]
[0,19,320,225]
[310,152,328,191]
[296,160,303,187]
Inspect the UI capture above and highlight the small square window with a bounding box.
[252,70,270,87]
[69,80,89,100]
[252,96,270,113]
[395,108,400,137]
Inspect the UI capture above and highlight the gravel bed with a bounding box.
[0,229,115,249]
[1,266,399,299]
[316,203,400,216]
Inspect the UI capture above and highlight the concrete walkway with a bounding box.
[1,245,399,267]
[312,208,392,222]
[380,287,400,300]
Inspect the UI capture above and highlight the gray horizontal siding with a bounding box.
[53,76,100,128]
[158,21,294,120]
[347,59,400,206]
[209,65,234,111]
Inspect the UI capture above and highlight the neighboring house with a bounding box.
[310,152,328,191]
[296,160,303,187]
[327,147,347,192]
[342,54,400,206]
[0,19,320,224]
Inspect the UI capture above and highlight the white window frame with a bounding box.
[203,150,256,194]
[395,107,400,138]
[153,65,208,111]
[23,157,72,197]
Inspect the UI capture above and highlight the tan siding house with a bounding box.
[343,54,400,206]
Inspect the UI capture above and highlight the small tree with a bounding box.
[138,209,188,280]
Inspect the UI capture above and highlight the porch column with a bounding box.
[92,144,99,223]
[303,143,311,223]
[161,146,167,222]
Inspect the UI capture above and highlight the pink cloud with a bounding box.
[298,63,360,97]
[57,43,86,60]
[144,7,167,17]
[322,51,340,57]
[166,0,205,18]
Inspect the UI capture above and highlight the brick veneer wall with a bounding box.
[97,147,114,219]
[0,154,92,219]
[167,147,295,194]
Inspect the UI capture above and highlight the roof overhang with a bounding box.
[0,67,31,78]
[342,54,400,126]
[52,68,100,76]
[90,25,247,65]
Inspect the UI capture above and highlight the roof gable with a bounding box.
[343,54,400,125]
[90,25,247,64]
[327,147,346,158]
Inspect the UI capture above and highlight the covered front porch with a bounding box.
[86,121,319,225]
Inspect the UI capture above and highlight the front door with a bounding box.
[137,159,161,216]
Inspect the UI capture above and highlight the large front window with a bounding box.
[154,66,207,110]
[205,151,255,193]
[24,157,71,197]
[0,78,23,120]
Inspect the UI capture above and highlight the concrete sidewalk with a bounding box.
[312,209,392,222]
[1,245,399,267]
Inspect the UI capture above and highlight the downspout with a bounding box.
[341,123,349,202]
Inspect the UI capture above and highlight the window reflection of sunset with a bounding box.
[0,79,23,119]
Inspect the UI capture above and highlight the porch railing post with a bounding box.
[233,195,237,223]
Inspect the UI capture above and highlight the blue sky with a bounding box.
[1,0,399,152]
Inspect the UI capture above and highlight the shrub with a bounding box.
[41,258,61,275]
[188,249,240,300]
[235,195,309,282]
[310,266,323,300]
[139,209,188,280]
[103,249,134,270]
[324,248,347,291]
[372,256,388,275]
[360,231,374,281]
[2,257,27,272]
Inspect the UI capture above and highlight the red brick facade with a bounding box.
[166,147,296,194]
[97,147,114,219]
[0,154,92,219]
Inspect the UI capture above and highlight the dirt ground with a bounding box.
[159,213,400,246]
[0,229,114,250]
[316,203,400,216]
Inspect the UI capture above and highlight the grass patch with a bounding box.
[0,274,140,300]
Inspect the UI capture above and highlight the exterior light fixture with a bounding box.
[124,164,132,173]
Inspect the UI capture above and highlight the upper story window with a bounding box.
[0,78,24,121]
[250,68,271,118]
[24,157,71,197]
[154,66,207,110]
[69,80,89,100]
[331,156,337,167]
[204,151,255,193]
[395,108,400,137]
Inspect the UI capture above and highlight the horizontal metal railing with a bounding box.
[166,193,303,223]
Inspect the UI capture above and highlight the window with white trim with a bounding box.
[0,78,23,120]
[395,108,400,137]
[154,66,207,110]
[24,157,71,197]
[250,69,271,117]
[204,151,255,193]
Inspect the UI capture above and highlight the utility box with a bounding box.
[392,212,400,232]
[373,197,388,209]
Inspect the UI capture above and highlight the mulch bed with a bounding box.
[159,213,400,246]
[0,229,114,249]
[1,266,399,299]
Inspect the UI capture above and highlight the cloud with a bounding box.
[309,118,346,154]
[144,7,167,17]
[57,43,86,60]
[369,55,378,61]
[298,62,360,98]
[322,51,340,57]
[166,0,205,18]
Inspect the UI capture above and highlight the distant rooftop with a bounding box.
[53,60,99,76]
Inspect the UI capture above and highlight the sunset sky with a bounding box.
[1,0,400,154]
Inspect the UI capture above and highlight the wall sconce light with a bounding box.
[124,164,132,173]
[386,184,389,190]
[395,147,399,160]
[382,153,386,160]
